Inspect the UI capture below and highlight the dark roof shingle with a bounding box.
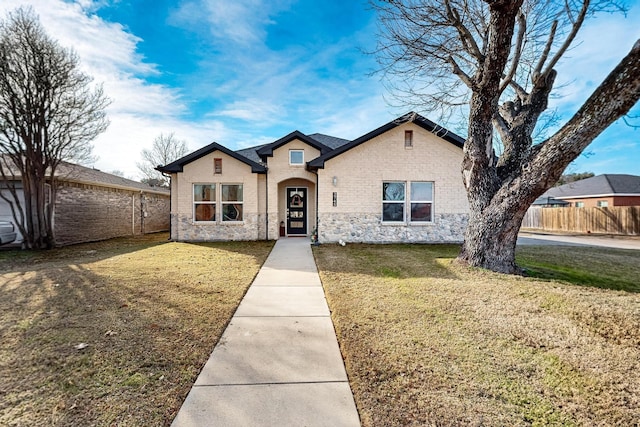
[544,174,640,198]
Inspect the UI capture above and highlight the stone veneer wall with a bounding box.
[172,213,264,241]
[54,181,170,246]
[318,212,468,243]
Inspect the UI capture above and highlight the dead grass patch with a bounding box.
[314,244,640,426]
[0,233,273,426]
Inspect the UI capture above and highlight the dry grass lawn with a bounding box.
[0,233,273,426]
[313,244,640,426]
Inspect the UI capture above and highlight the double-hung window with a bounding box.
[382,182,405,222]
[222,184,243,222]
[410,182,433,222]
[382,181,434,223]
[194,184,216,222]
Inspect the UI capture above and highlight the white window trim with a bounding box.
[382,181,406,223]
[289,149,304,166]
[382,181,436,225]
[193,183,216,223]
[221,183,244,223]
[409,181,434,223]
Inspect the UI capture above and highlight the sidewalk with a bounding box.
[171,238,361,427]
[518,232,640,250]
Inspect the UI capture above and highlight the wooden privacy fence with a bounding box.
[522,206,640,235]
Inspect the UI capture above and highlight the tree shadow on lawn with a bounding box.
[0,232,172,269]
[0,237,270,426]
[313,243,462,280]
[516,245,640,293]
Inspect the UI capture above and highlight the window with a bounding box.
[289,150,304,165]
[222,184,243,221]
[404,130,413,148]
[382,182,405,222]
[410,182,433,222]
[194,184,216,222]
[214,158,222,174]
[597,200,609,207]
[575,201,584,208]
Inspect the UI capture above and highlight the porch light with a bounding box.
[332,176,338,186]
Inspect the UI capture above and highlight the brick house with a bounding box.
[157,112,470,243]
[540,174,640,208]
[0,162,170,246]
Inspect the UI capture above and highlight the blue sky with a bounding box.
[1,0,639,179]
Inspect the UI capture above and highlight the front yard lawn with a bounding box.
[0,233,273,426]
[314,244,640,426]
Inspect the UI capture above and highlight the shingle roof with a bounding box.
[255,131,333,159]
[57,162,170,194]
[233,133,349,164]
[544,174,640,198]
[1,158,169,195]
[235,143,271,164]
[308,112,465,169]
[308,133,350,150]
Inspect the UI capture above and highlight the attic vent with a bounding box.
[404,130,413,148]
[214,158,222,174]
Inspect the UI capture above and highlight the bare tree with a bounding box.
[374,0,640,273]
[137,133,188,187]
[0,7,109,249]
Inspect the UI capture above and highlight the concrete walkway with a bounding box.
[171,238,361,427]
[518,232,640,250]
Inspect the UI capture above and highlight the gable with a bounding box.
[308,112,464,169]
[256,131,332,160]
[157,141,266,174]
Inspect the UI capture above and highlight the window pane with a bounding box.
[383,182,405,201]
[195,204,215,221]
[290,150,304,164]
[411,182,432,201]
[222,203,243,221]
[383,203,404,221]
[411,203,432,222]
[222,184,243,202]
[194,184,215,202]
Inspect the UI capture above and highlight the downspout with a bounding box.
[311,169,319,242]
[131,193,135,235]
[265,171,269,240]
[169,175,173,240]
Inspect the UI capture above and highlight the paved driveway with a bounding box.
[517,232,640,250]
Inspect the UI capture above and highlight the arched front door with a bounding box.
[286,187,307,235]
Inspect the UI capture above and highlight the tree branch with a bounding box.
[445,0,484,62]
[540,0,590,81]
[531,38,640,185]
[500,10,526,93]
[448,55,475,88]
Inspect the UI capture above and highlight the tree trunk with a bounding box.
[458,197,530,274]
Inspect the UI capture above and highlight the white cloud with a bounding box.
[170,0,294,45]
[552,6,640,114]
[216,99,286,122]
[0,0,196,179]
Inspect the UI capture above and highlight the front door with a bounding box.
[286,187,307,236]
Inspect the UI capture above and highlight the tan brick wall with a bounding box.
[171,150,262,241]
[318,123,468,214]
[265,140,319,239]
[316,123,469,242]
[54,181,169,246]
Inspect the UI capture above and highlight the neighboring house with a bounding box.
[531,196,570,207]
[0,161,170,246]
[540,174,640,208]
[158,112,469,244]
